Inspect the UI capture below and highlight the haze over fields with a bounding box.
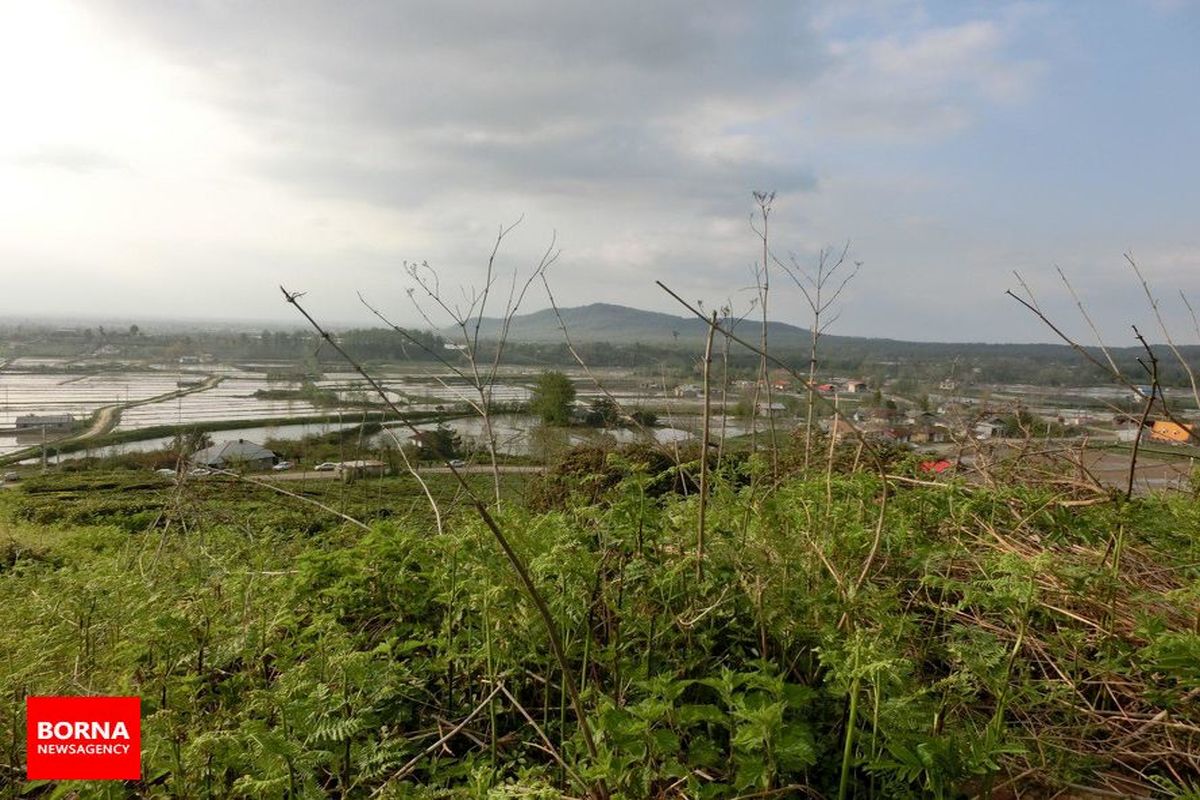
[1,1,1198,343]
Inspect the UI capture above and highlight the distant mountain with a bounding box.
[444,303,1200,388]
[444,302,814,347]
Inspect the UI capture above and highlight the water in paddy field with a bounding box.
[0,356,761,458]
[41,420,362,464]
[375,414,696,457]
[0,371,180,427]
[115,377,326,430]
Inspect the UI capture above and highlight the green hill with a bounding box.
[446,302,813,346]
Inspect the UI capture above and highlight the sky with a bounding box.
[1,0,1198,344]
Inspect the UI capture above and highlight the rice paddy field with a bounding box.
[114,377,324,430]
[0,358,754,462]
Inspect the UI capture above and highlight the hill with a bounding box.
[444,302,1200,387]
[446,302,814,346]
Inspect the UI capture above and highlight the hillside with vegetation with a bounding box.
[447,303,1200,387]
[6,306,1200,388]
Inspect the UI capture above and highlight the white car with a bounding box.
[448,459,466,468]
[272,461,294,471]
[313,462,337,472]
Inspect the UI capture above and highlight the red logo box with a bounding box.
[26,696,141,780]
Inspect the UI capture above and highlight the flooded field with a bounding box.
[377,414,695,457]
[42,419,363,464]
[0,358,899,463]
[116,377,324,430]
[0,354,786,460]
[0,371,180,428]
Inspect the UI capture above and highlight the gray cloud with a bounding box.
[10,0,1148,342]
[90,1,827,208]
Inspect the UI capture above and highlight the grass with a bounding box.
[1,450,1198,798]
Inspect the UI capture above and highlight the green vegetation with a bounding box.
[582,398,658,429]
[2,442,1198,798]
[529,370,576,426]
[411,423,464,462]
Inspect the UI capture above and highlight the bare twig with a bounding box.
[380,683,505,786]
[697,310,717,579]
[281,287,607,798]
[1127,253,1200,413]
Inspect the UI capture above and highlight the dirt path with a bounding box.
[74,404,122,439]
[69,374,224,441]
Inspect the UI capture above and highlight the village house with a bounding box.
[973,417,1008,440]
[1057,411,1094,427]
[825,417,857,444]
[190,439,278,471]
[844,380,869,393]
[1149,420,1195,444]
[867,407,900,422]
[336,460,388,481]
[910,422,950,444]
[14,414,75,432]
[1113,415,1149,443]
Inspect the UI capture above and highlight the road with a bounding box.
[265,464,543,481]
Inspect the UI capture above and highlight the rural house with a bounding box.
[974,417,1008,440]
[1149,420,1195,444]
[825,417,857,444]
[14,414,75,432]
[335,460,388,481]
[1114,417,1149,443]
[190,439,278,471]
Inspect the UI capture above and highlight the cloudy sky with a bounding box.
[1,1,1198,343]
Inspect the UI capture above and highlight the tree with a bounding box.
[417,423,462,461]
[372,220,555,506]
[171,428,212,463]
[630,408,658,428]
[584,397,620,427]
[530,370,575,425]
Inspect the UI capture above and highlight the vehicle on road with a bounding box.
[313,462,337,472]
[449,459,466,468]
[273,461,294,471]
